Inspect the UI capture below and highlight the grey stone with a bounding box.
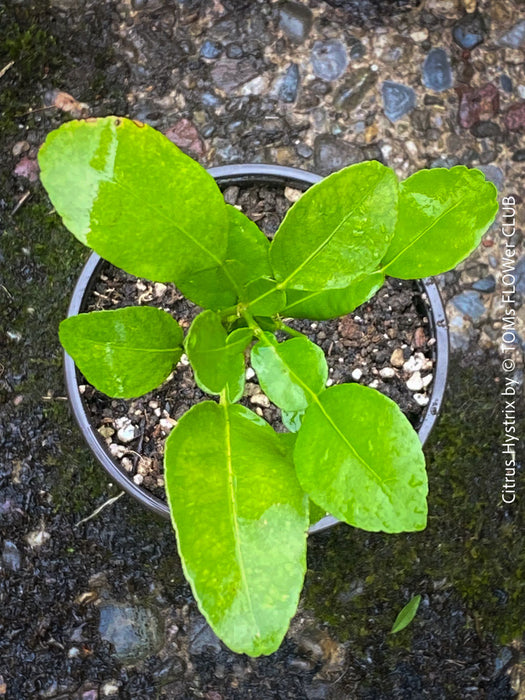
[211,58,259,91]
[472,275,496,293]
[311,40,348,81]
[470,121,501,138]
[278,2,313,43]
[494,646,513,675]
[478,165,504,191]
[451,291,486,321]
[422,49,452,92]
[200,40,222,60]
[313,135,363,176]
[498,20,525,49]
[188,616,222,655]
[2,541,21,572]
[500,75,513,93]
[382,81,416,122]
[98,604,163,663]
[333,68,377,111]
[452,11,487,50]
[279,63,300,103]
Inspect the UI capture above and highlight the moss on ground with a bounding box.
[304,359,524,646]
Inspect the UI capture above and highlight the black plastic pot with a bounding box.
[64,164,449,534]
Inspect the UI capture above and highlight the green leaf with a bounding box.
[185,310,249,401]
[251,335,328,412]
[270,161,398,291]
[282,271,385,320]
[225,205,272,281]
[164,401,308,656]
[281,409,305,433]
[177,205,272,309]
[309,500,328,526]
[59,306,183,398]
[381,166,498,278]
[38,116,228,285]
[390,595,422,634]
[294,384,427,533]
[244,277,286,316]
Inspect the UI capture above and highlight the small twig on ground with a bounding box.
[0,285,13,300]
[0,61,14,79]
[74,492,125,527]
[12,190,31,215]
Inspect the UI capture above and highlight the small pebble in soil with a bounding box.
[390,348,405,367]
[115,418,138,444]
[478,165,504,191]
[279,63,300,103]
[452,11,487,50]
[313,134,363,176]
[422,48,452,92]
[406,371,424,392]
[351,368,363,380]
[498,20,525,50]
[500,75,513,93]
[2,541,21,572]
[311,39,348,81]
[333,68,378,111]
[200,40,222,59]
[457,83,499,129]
[382,81,416,122]
[451,291,486,321]
[505,103,525,132]
[26,529,51,549]
[379,367,396,380]
[470,121,501,138]
[413,393,430,407]
[278,1,313,44]
[472,275,496,293]
[98,603,163,663]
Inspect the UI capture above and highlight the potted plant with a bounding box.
[38,116,498,657]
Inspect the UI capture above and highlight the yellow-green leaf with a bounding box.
[164,402,308,656]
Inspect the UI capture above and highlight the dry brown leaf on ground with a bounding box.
[44,89,90,118]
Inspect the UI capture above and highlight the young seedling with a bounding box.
[39,116,498,656]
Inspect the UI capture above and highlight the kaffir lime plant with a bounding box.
[39,116,498,656]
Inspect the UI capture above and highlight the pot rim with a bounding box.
[64,162,449,534]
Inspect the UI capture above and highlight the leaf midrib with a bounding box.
[94,174,243,296]
[381,193,465,272]
[276,176,385,289]
[223,405,261,639]
[81,339,181,354]
[258,335,391,494]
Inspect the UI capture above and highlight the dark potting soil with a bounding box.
[80,184,435,501]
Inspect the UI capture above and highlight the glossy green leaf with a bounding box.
[251,335,328,412]
[391,595,422,634]
[282,271,385,320]
[59,306,183,398]
[281,409,305,433]
[164,401,308,656]
[176,205,272,309]
[294,384,427,533]
[185,310,248,400]
[381,166,498,278]
[39,116,228,284]
[244,277,286,316]
[270,161,398,291]
[309,500,328,526]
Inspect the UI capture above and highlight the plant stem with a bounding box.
[275,320,305,339]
